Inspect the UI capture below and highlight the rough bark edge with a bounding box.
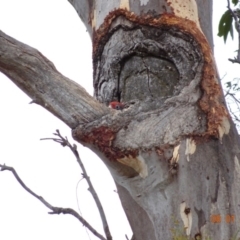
[92,9,230,139]
[77,126,138,161]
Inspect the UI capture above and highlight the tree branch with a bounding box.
[41,130,112,240]
[228,57,240,64]
[0,163,106,240]
[0,30,109,129]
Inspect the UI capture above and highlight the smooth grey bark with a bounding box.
[68,0,94,36]
[68,0,213,49]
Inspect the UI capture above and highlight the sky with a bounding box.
[0,1,239,240]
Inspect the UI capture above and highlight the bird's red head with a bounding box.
[109,101,125,110]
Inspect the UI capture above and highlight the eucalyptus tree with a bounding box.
[1,0,240,239]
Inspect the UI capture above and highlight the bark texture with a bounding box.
[70,0,240,239]
[1,0,240,239]
[0,30,109,128]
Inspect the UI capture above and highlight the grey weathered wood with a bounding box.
[93,17,204,105]
[0,30,109,128]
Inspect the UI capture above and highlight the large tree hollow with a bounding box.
[120,56,179,102]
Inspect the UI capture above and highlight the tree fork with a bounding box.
[72,8,240,240]
[74,10,231,180]
[1,0,240,239]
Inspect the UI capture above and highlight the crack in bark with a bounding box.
[142,57,154,98]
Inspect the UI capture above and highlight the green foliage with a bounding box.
[226,79,240,91]
[232,0,239,6]
[218,1,240,43]
[218,10,234,43]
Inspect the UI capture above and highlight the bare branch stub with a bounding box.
[0,163,106,240]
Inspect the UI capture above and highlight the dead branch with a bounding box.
[41,130,112,240]
[228,57,240,64]
[0,163,106,240]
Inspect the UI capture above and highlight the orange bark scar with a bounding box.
[73,126,138,162]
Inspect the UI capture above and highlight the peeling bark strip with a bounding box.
[92,9,229,139]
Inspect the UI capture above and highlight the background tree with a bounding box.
[218,0,240,131]
[1,0,240,240]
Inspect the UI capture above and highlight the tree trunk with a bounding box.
[1,0,240,239]
[70,0,240,239]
